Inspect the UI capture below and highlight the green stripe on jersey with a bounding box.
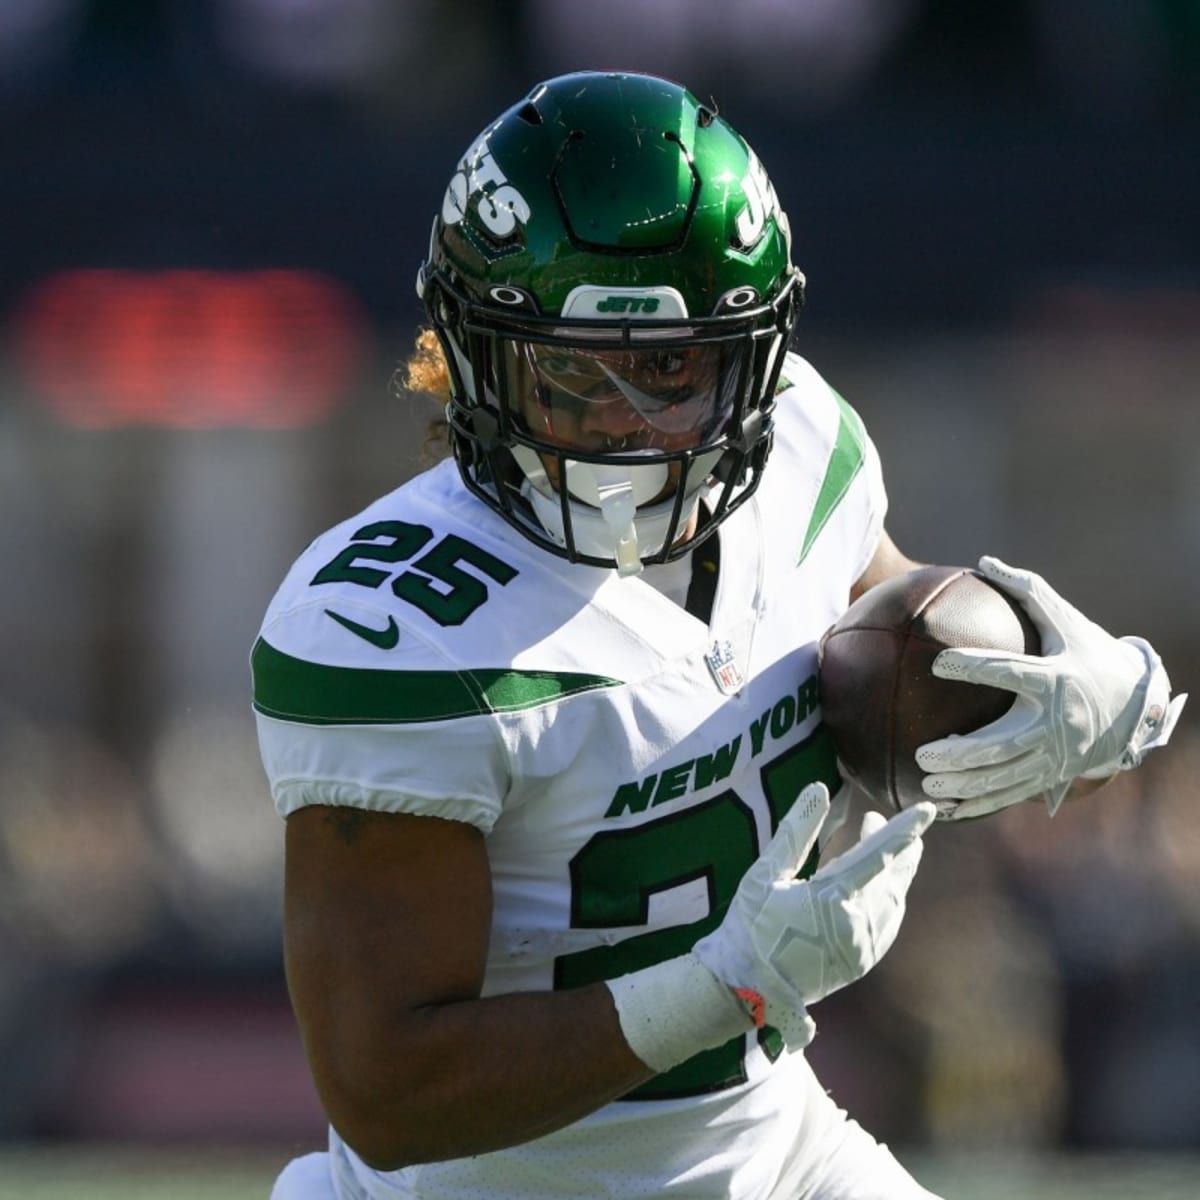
[798,390,866,564]
[251,638,623,725]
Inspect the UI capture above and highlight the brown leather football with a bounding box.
[817,565,1040,812]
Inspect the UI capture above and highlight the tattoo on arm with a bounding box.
[323,807,372,845]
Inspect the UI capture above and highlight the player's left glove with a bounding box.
[916,555,1187,820]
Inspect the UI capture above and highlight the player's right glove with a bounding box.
[606,783,935,1073]
[693,783,934,1047]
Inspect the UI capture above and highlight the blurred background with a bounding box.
[1,0,1198,1195]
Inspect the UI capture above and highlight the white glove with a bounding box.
[917,556,1187,821]
[693,782,935,1047]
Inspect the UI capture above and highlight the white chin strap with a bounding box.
[512,446,693,577]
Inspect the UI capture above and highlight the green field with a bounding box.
[910,1152,1200,1200]
[0,1147,286,1199]
[2,1146,1199,1199]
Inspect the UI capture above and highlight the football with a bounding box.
[817,565,1040,813]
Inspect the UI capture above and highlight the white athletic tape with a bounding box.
[605,952,754,1074]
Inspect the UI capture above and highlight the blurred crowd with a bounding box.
[1,0,1198,1157]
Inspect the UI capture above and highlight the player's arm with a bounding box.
[284,787,934,1170]
[850,527,922,601]
[283,804,652,1170]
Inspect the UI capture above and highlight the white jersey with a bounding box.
[253,354,902,1200]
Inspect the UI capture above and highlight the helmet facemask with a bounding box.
[427,270,800,575]
[417,70,804,575]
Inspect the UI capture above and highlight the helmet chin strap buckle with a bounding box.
[595,478,643,576]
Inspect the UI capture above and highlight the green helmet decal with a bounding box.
[419,71,805,574]
[430,71,795,318]
[441,127,533,241]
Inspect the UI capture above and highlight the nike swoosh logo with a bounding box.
[324,609,400,649]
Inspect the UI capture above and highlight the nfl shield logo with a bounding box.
[705,639,745,695]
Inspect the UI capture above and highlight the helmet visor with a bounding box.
[503,340,745,454]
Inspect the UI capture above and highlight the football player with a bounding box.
[253,71,1185,1200]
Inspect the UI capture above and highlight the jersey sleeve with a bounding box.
[773,353,889,586]
[841,400,887,584]
[252,596,510,831]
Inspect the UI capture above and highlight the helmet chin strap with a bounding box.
[512,445,686,576]
[564,460,666,577]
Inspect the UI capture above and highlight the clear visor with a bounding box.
[502,340,745,454]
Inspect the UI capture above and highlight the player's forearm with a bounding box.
[310,981,654,1170]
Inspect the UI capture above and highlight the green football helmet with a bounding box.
[418,70,804,576]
